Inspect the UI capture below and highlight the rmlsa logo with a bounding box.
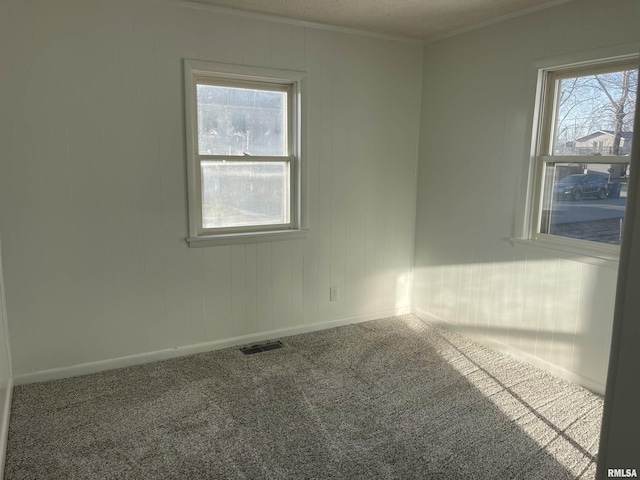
[608,469,638,478]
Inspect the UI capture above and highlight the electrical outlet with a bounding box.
[330,286,339,301]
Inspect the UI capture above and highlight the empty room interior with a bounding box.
[0,0,639,478]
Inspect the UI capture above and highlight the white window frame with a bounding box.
[526,55,638,260]
[183,60,307,247]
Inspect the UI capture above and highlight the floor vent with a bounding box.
[240,340,283,355]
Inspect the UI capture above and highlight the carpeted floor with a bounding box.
[4,315,603,479]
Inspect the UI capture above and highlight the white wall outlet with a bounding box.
[330,286,339,301]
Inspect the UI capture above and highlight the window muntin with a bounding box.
[533,59,638,250]
[184,61,302,240]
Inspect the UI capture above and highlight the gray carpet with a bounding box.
[4,315,603,479]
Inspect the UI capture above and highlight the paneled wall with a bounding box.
[0,0,422,377]
[0,3,14,471]
[413,0,640,393]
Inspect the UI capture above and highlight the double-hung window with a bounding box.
[530,58,638,255]
[184,60,305,245]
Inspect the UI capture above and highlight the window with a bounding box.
[530,58,638,254]
[184,60,306,245]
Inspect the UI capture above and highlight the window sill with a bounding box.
[187,229,309,247]
[509,237,620,269]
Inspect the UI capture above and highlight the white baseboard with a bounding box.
[14,307,411,386]
[411,307,606,395]
[0,378,13,479]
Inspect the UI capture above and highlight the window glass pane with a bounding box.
[540,162,628,245]
[201,161,290,229]
[197,84,287,156]
[552,68,637,155]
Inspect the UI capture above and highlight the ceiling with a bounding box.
[185,0,571,41]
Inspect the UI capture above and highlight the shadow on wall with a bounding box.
[411,251,617,392]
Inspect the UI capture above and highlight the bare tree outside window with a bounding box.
[554,69,637,156]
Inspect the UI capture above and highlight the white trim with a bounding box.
[541,155,632,165]
[517,69,547,241]
[175,0,569,45]
[164,0,422,44]
[187,60,307,84]
[184,60,308,243]
[533,45,640,71]
[424,0,574,44]
[13,307,411,386]
[509,237,619,269]
[187,228,309,247]
[532,232,620,257]
[411,307,606,395]
[0,379,13,479]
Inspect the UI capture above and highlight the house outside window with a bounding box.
[530,58,638,254]
[183,60,306,246]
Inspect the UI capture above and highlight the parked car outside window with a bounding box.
[553,174,607,201]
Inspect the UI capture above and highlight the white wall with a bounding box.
[0,3,15,474]
[412,0,640,393]
[0,0,422,378]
